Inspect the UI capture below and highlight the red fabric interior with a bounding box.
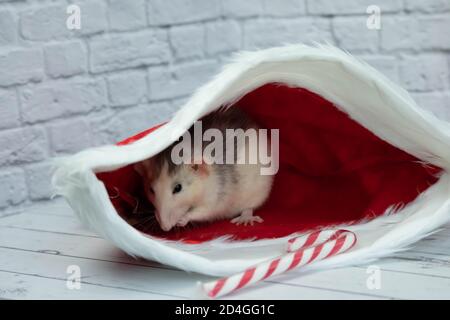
[97,83,440,243]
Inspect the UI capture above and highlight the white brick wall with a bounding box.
[0,0,449,213]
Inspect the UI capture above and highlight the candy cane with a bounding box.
[200,229,356,299]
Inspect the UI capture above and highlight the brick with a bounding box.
[0,89,20,130]
[154,100,181,121]
[307,0,402,15]
[170,24,205,60]
[171,96,189,113]
[205,20,241,55]
[20,79,107,123]
[148,60,219,100]
[0,10,17,45]
[0,48,44,87]
[117,102,175,138]
[148,0,220,25]
[85,109,117,146]
[411,92,450,120]
[21,4,71,41]
[222,0,264,18]
[381,16,450,51]
[44,41,87,78]
[25,162,55,200]
[399,55,449,92]
[0,127,48,166]
[107,71,147,107]
[90,30,170,73]
[0,168,27,209]
[357,55,399,83]
[333,17,379,52]
[405,0,450,13]
[243,18,332,49]
[48,118,92,154]
[264,0,306,16]
[75,0,108,35]
[88,102,172,143]
[108,0,147,31]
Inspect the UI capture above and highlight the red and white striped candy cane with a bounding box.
[201,229,356,299]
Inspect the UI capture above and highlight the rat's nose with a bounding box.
[156,212,173,231]
[160,221,173,232]
[154,210,161,224]
[161,225,171,232]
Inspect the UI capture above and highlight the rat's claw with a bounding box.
[230,212,263,226]
[230,216,241,225]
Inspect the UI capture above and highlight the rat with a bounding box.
[134,107,275,232]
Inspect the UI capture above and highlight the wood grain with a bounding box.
[1,201,449,299]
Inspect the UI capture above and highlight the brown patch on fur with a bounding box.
[145,106,258,179]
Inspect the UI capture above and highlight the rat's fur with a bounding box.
[134,107,274,231]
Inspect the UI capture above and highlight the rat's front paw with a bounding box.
[230,209,263,226]
[175,216,189,227]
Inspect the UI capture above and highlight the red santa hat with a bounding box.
[53,44,450,277]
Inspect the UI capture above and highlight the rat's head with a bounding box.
[135,156,213,232]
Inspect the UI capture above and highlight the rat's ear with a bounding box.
[134,159,153,178]
[134,162,145,176]
[190,163,209,176]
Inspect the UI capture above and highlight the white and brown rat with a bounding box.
[134,107,274,232]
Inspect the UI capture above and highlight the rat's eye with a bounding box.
[172,183,182,194]
[149,187,154,194]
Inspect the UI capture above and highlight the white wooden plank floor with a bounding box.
[1,199,449,300]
